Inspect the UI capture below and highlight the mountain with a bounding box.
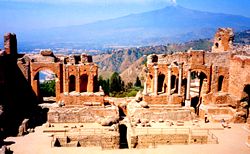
[15,5,250,50]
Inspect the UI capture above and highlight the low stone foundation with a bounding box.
[127,127,218,148]
[53,134,120,149]
[127,127,216,148]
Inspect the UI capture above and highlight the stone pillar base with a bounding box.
[185,100,191,107]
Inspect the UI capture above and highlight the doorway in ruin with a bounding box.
[190,71,207,113]
[171,75,176,90]
[158,74,165,93]
[181,78,187,106]
[218,75,224,92]
[69,75,76,92]
[80,74,88,92]
[34,70,56,103]
[119,124,128,149]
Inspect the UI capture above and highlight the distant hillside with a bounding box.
[120,56,147,84]
[93,39,213,81]
[93,45,169,79]
[235,29,250,44]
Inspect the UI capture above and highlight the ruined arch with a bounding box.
[189,65,211,94]
[31,64,62,102]
[33,70,56,100]
[80,74,88,92]
[69,75,76,92]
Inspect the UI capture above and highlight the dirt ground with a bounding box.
[4,123,250,154]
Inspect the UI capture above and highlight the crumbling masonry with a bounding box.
[0,28,250,149]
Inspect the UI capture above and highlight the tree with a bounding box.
[134,76,141,87]
[98,75,109,95]
[110,72,123,93]
[40,80,55,97]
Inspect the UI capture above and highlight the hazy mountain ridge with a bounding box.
[3,5,250,51]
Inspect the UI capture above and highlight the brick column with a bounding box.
[76,65,80,93]
[64,65,69,93]
[185,68,191,107]
[178,63,183,96]
[154,65,158,96]
[167,64,172,95]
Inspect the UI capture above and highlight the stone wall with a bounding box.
[48,106,119,123]
[60,94,104,106]
[129,134,189,148]
[54,134,119,149]
[143,95,183,105]
[228,56,250,99]
[129,107,194,121]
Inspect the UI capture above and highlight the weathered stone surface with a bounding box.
[48,106,119,123]
[40,49,54,56]
[135,91,143,102]
[212,28,234,52]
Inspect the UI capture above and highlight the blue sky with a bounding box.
[0,0,250,33]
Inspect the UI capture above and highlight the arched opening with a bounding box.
[69,75,76,92]
[152,55,158,63]
[34,70,56,103]
[158,74,165,93]
[218,76,224,92]
[190,71,207,113]
[215,42,219,48]
[80,74,88,92]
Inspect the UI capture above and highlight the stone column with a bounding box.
[76,65,80,93]
[154,65,158,96]
[178,63,183,96]
[185,68,191,107]
[64,65,69,94]
[167,64,172,95]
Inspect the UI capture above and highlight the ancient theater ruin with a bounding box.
[0,28,250,150]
